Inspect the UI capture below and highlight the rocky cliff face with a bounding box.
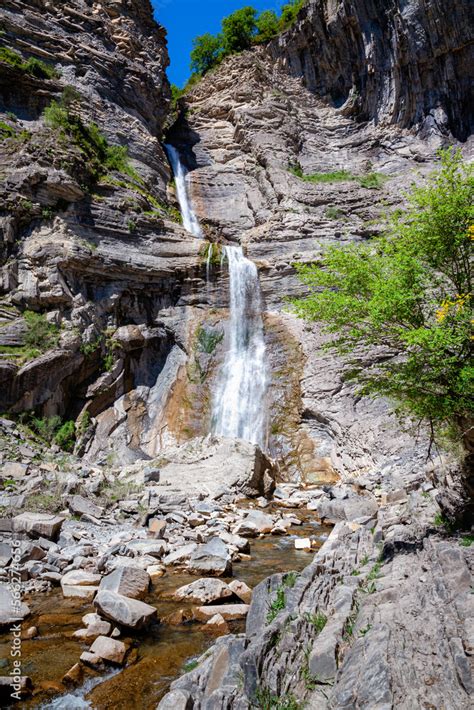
[0,0,207,461]
[270,0,474,140]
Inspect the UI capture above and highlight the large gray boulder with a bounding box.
[94,590,157,629]
[123,436,276,500]
[173,578,233,604]
[12,512,64,541]
[188,538,232,577]
[99,566,150,600]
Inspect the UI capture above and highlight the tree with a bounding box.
[280,0,305,30]
[255,10,280,42]
[190,33,222,75]
[291,149,473,451]
[221,6,257,55]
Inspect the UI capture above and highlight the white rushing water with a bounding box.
[212,245,267,446]
[164,144,202,237]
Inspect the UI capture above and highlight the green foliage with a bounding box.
[291,149,473,447]
[127,218,137,233]
[222,6,257,54]
[22,56,59,79]
[460,535,473,547]
[23,310,59,352]
[80,337,102,356]
[325,207,344,220]
[255,10,280,42]
[357,172,389,189]
[283,571,298,588]
[196,325,224,354]
[304,611,327,633]
[0,46,59,79]
[254,687,302,710]
[182,659,199,673]
[190,33,223,75]
[43,93,137,181]
[54,420,75,451]
[77,410,91,435]
[280,0,305,29]
[188,2,306,78]
[266,586,286,623]
[0,120,15,139]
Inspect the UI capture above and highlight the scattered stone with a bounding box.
[0,585,30,626]
[12,513,64,541]
[206,613,229,633]
[94,590,157,630]
[294,538,312,550]
[62,663,84,687]
[67,495,104,519]
[188,538,232,577]
[228,580,252,604]
[60,570,101,599]
[173,578,233,605]
[89,635,127,665]
[193,604,249,622]
[147,564,165,583]
[79,651,102,668]
[99,566,150,600]
[162,543,197,567]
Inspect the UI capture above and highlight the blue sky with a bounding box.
[152,0,285,87]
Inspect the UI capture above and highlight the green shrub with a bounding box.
[54,420,75,451]
[357,172,388,189]
[0,47,59,79]
[255,10,280,42]
[280,0,305,30]
[22,56,59,79]
[325,207,344,219]
[305,611,327,633]
[196,325,224,354]
[291,149,473,449]
[190,33,222,76]
[221,6,257,54]
[23,310,59,351]
[0,120,15,140]
[0,46,23,68]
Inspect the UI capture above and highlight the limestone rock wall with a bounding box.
[270,0,474,140]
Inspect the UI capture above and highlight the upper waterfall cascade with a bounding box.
[166,145,268,447]
[165,144,203,238]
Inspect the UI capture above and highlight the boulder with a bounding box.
[60,570,101,600]
[67,495,103,519]
[173,578,233,604]
[12,512,64,541]
[94,590,157,630]
[193,604,249,622]
[0,585,30,627]
[73,620,111,641]
[188,538,232,577]
[62,663,84,687]
[157,689,193,710]
[99,566,150,600]
[89,635,127,665]
[206,613,230,633]
[125,540,167,558]
[162,543,197,567]
[228,580,252,604]
[0,675,32,699]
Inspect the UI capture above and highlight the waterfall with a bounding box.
[164,144,202,238]
[212,245,268,447]
[166,143,268,448]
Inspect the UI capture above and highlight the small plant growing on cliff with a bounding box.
[23,310,59,352]
[196,325,224,354]
[305,611,327,634]
[291,149,473,453]
[54,420,76,451]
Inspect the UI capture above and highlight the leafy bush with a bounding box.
[196,325,224,354]
[23,310,59,351]
[0,46,59,78]
[291,149,473,449]
[43,93,137,180]
[255,10,280,42]
[221,6,257,54]
[280,0,305,30]
[188,2,306,78]
[190,33,222,75]
[54,420,75,451]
